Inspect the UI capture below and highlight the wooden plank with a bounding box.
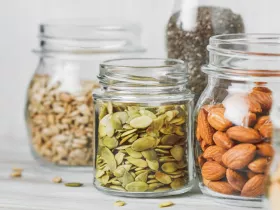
[0,136,265,210]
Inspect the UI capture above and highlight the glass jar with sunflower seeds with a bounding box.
[93,58,195,197]
[25,19,145,168]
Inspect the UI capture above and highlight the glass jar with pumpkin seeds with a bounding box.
[93,58,195,197]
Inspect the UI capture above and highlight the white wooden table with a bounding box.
[0,135,267,210]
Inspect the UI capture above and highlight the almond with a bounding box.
[241,174,265,197]
[203,177,211,187]
[257,143,274,157]
[248,158,268,173]
[247,170,257,179]
[246,96,262,113]
[201,161,226,181]
[226,169,248,191]
[226,126,262,143]
[213,131,234,149]
[207,108,232,131]
[254,116,269,130]
[203,104,224,113]
[208,181,239,195]
[197,108,215,145]
[203,146,227,164]
[200,140,209,151]
[198,154,206,168]
[222,144,256,170]
[249,90,272,111]
[242,112,257,127]
[253,86,272,94]
[259,121,273,138]
[196,125,202,142]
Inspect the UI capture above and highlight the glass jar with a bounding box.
[166,0,280,99]
[194,34,278,207]
[265,85,280,209]
[93,58,195,197]
[25,19,145,167]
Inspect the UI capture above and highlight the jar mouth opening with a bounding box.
[101,58,185,69]
[205,34,280,80]
[34,18,145,55]
[98,58,189,91]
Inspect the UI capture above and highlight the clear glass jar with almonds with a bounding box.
[93,58,195,197]
[194,34,278,207]
[25,19,145,167]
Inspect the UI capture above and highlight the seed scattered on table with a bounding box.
[10,171,22,178]
[12,167,23,172]
[159,201,174,208]
[114,200,126,207]
[64,182,83,187]
[52,176,62,183]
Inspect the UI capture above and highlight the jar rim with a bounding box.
[204,33,280,80]
[98,58,189,92]
[34,18,145,55]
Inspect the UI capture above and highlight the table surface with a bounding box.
[0,135,268,210]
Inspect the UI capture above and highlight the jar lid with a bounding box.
[34,19,145,55]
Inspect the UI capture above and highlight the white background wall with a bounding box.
[1,0,280,139]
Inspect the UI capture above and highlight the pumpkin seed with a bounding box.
[99,104,108,120]
[176,161,187,169]
[127,134,138,143]
[121,129,137,137]
[147,159,159,171]
[101,174,110,185]
[160,125,174,135]
[148,175,155,179]
[126,157,148,168]
[174,126,184,136]
[114,166,127,177]
[101,147,117,171]
[155,171,172,184]
[141,149,157,160]
[119,133,135,145]
[114,200,126,207]
[96,170,105,178]
[107,101,113,114]
[135,167,145,171]
[159,201,174,208]
[147,179,159,184]
[115,145,131,150]
[161,162,178,173]
[170,178,185,190]
[127,114,141,124]
[100,114,110,126]
[103,136,118,149]
[161,134,181,145]
[126,148,142,159]
[105,120,115,137]
[166,110,179,121]
[155,148,170,154]
[123,124,133,130]
[115,152,125,165]
[135,171,148,182]
[99,125,107,137]
[170,145,184,161]
[113,112,128,124]
[148,183,164,191]
[120,171,134,187]
[125,181,148,192]
[135,170,149,176]
[131,137,156,152]
[64,182,83,187]
[139,110,157,119]
[110,185,126,192]
[130,116,153,129]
